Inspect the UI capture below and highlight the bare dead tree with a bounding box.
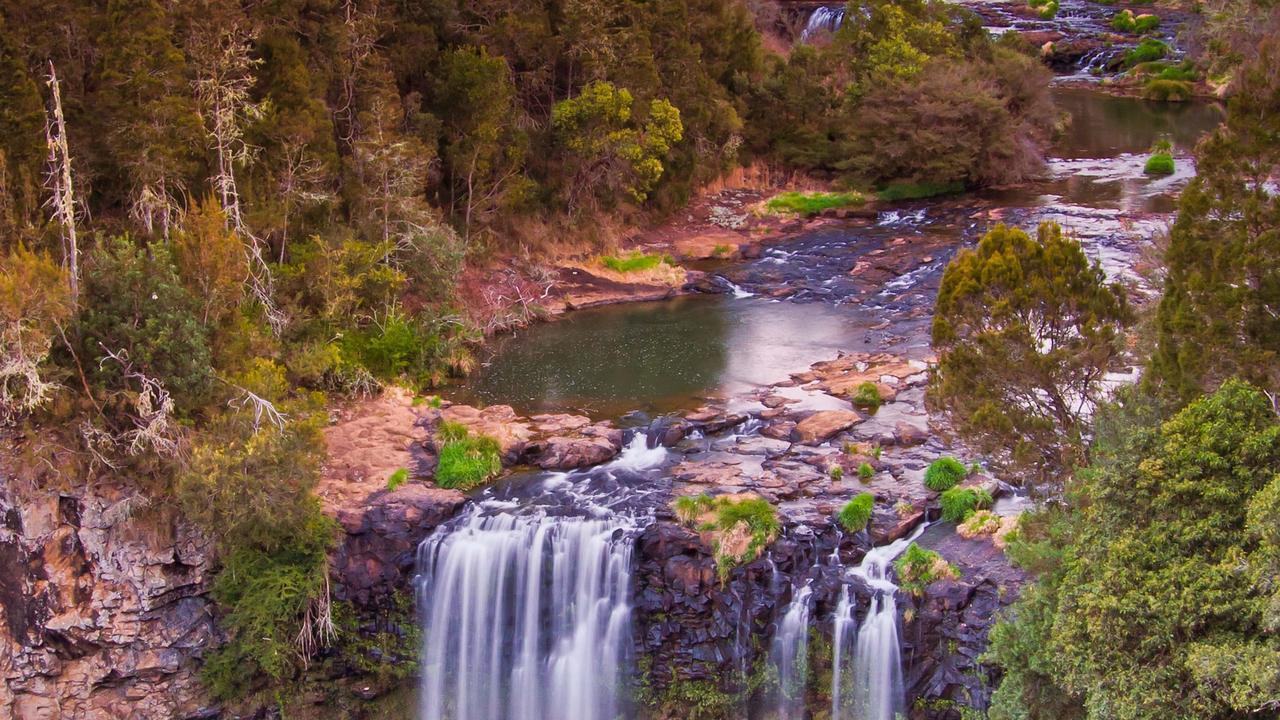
[97,346,182,458]
[217,376,289,433]
[43,61,78,303]
[191,19,287,334]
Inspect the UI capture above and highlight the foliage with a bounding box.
[78,236,213,411]
[1149,48,1280,402]
[924,456,967,492]
[1124,39,1170,68]
[1144,79,1193,102]
[386,468,408,491]
[986,380,1280,719]
[1144,152,1176,175]
[957,509,1002,538]
[1029,0,1060,19]
[852,381,882,411]
[0,245,72,421]
[763,191,866,215]
[930,222,1131,485]
[940,486,991,522]
[858,462,876,480]
[895,543,958,595]
[601,252,668,273]
[838,493,875,532]
[673,494,780,580]
[1111,10,1160,33]
[434,427,502,491]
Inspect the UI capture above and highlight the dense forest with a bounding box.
[1,0,1278,716]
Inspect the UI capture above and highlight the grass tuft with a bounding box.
[838,492,875,532]
[764,190,866,215]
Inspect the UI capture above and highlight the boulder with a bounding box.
[791,410,863,445]
[527,428,624,470]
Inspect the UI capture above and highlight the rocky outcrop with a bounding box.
[791,409,863,444]
[0,483,217,720]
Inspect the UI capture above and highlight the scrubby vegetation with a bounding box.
[601,252,670,274]
[940,486,993,522]
[924,457,967,492]
[838,493,875,532]
[957,509,1002,538]
[672,494,781,581]
[895,543,958,595]
[764,191,866,216]
[1124,38,1171,68]
[858,462,876,481]
[434,426,503,491]
[1111,9,1159,33]
[852,381,882,411]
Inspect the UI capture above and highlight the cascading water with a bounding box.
[415,434,667,720]
[830,525,928,720]
[801,6,845,42]
[770,584,814,719]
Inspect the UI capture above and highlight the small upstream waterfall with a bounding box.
[770,584,815,719]
[415,435,666,720]
[830,526,927,720]
[801,6,845,42]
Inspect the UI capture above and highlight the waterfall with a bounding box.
[415,434,667,720]
[830,525,928,720]
[801,6,846,42]
[770,584,814,719]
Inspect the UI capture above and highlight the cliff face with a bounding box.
[0,483,217,719]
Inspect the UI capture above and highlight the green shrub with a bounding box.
[894,543,958,595]
[435,430,503,490]
[1144,152,1176,175]
[1111,9,1136,31]
[957,509,1002,537]
[1124,39,1169,68]
[852,381,882,411]
[763,190,866,215]
[924,456,967,491]
[1156,64,1198,82]
[601,251,667,273]
[876,181,965,202]
[940,486,993,522]
[1144,79,1193,102]
[673,493,716,524]
[711,496,781,580]
[712,244,732,257]
[858,462,875,480]
[838,493,875,532]
[1133,14,1160,32]
[387,468,409,491]
[1111,9,1156,32]
[830,465,844,481]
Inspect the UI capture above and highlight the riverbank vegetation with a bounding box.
[934,40,1280,718]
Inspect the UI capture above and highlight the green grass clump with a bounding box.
[852,381,882,411]
[838,493,875,532]
[1144,79,1192,102]
[764,190,866,215]
[1111,9,1156,32]
[1144,152,1176,175]
[387,467,409,491]
[894,543,958,595]
[435,428,502,490]
[830,465,844,481]
[858,462,875,480]
[712,243,732,257]
[437,420,470,442]
[601,251,668,273]
[1124,38,1169,68]
[1133,13,1160,32]
[924,456,967,492]
[876,181,964,202]
[1156,63,1198,82]
[672,494,781,580]
[940,486,993,522]
[957,509,1002,537]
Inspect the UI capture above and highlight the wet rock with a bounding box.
[526,427,624,470]
[761,421,796,441]
[740,243,763,260]
[685,407,749,434]
[894,420,929,446]
[791,410,863,445]
[331,485,466,606]
[673,229,743,260]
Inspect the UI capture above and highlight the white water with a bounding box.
[415,435,668,720]
[801,6,845,42]
[770,584,815,719]
[831,524,928,720]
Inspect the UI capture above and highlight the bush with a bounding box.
[1144,79,1192,102]
[941,486,993,522]
[838,493,875,532]
[852,381,881,411]
[858,462,875,480]
[1110,10,1156,32]
[1156,64,1198,82]
[763,191,866,215]
[957,509,1002,538]
[601,251,667,273]
[1133,14,1160,32]
[435,430,503,490]
[1124,39,1169,68]
[79,236,213,411]
[830,465,844,481]
[673,493,716,524]
[1144,152,1176,175]
[925,456,967,491]
[673,495,781,580]
[895,543,958,595]
[387,468,408,491]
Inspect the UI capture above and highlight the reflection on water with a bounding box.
[1051,87,1223,159]
[451,296,871,417]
